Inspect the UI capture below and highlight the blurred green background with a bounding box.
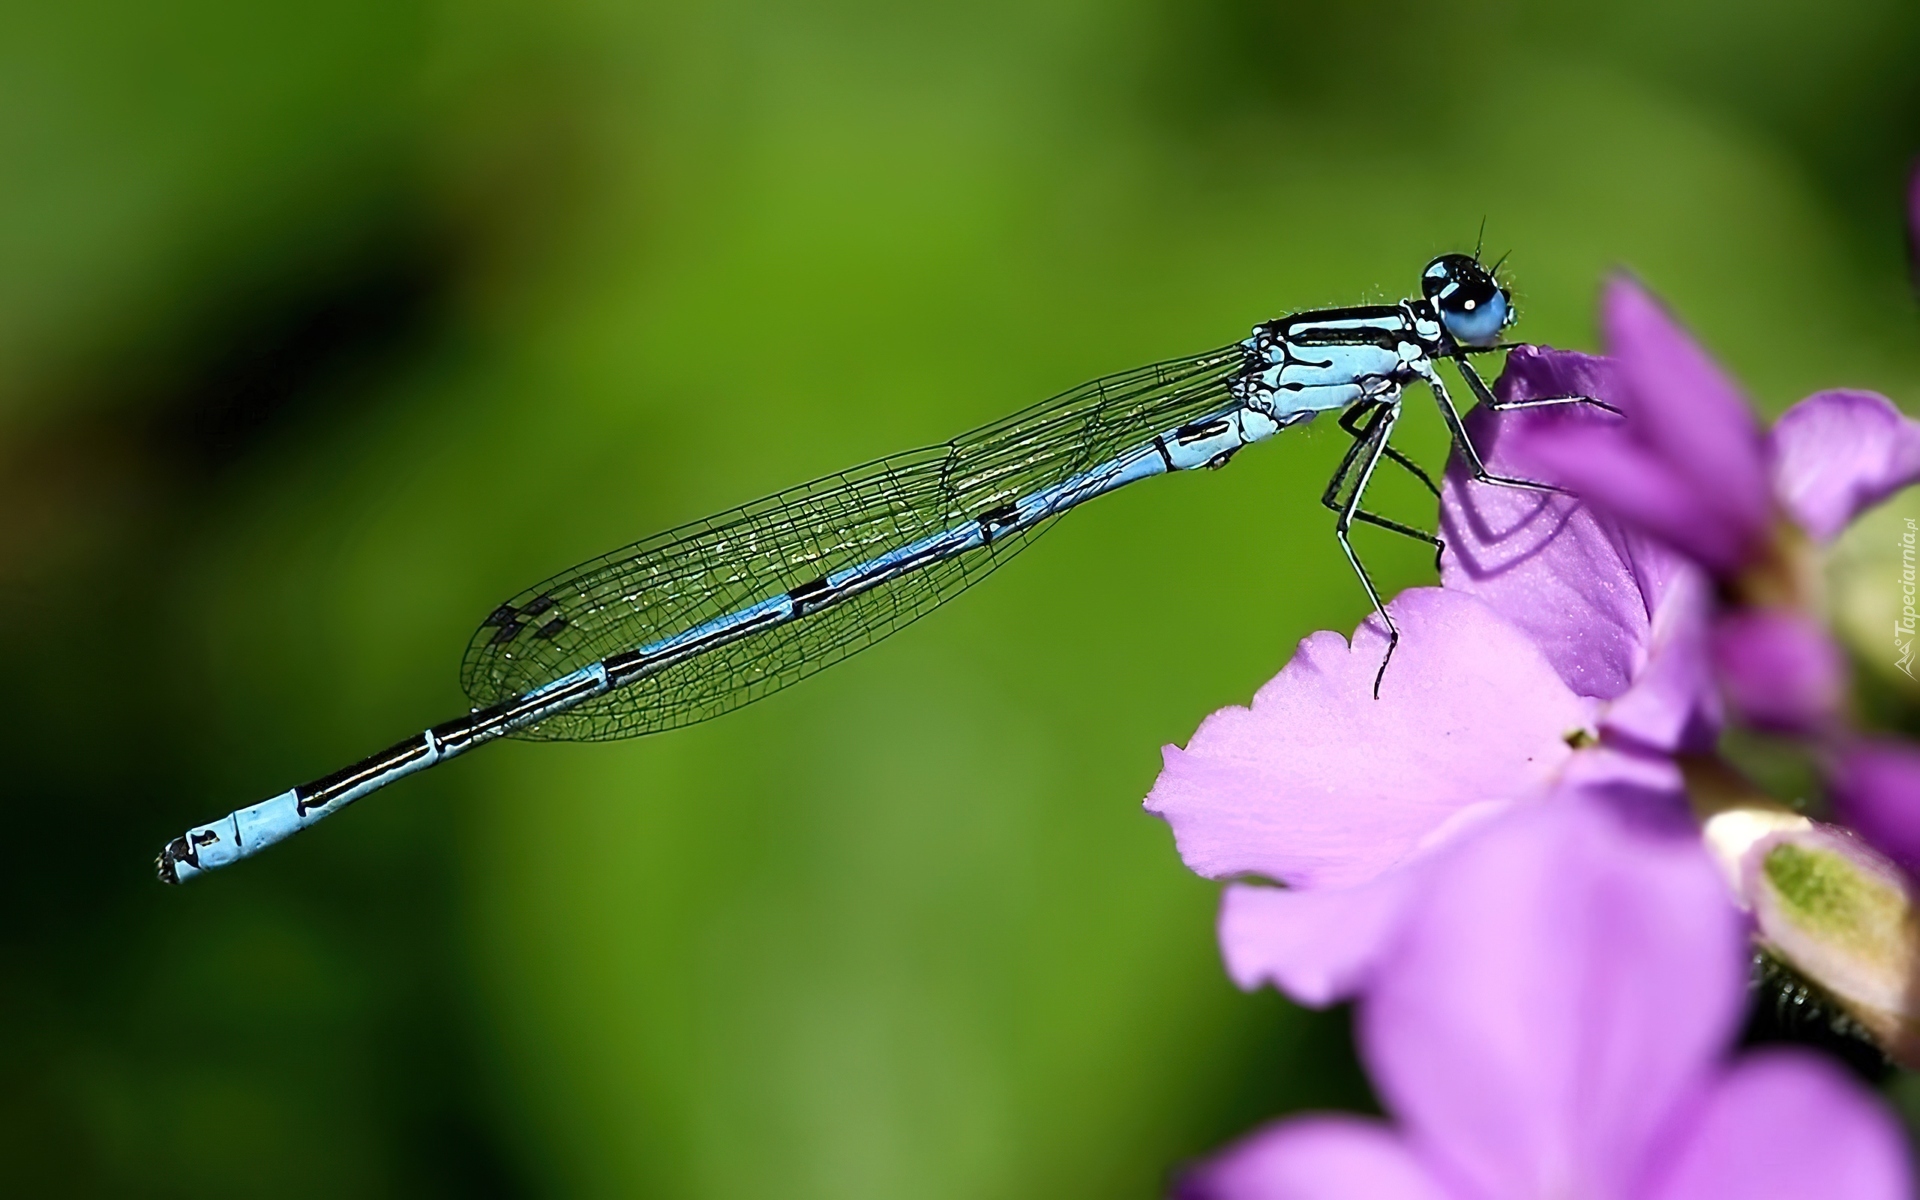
[3,0,1918,1194]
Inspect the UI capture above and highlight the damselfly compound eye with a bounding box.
[1422,253,1510,347]
[1441,285,1508,346]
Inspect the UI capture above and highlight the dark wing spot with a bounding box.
[482,604,518,628]
[533,616,568,640]
[975,501,1019,528]
[522,594,557,617]
[489,621,527,645]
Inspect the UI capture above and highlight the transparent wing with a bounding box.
[460,345,1249,740]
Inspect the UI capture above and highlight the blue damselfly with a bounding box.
[158,253,1584,883]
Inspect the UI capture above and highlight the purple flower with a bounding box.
[1496,280,1920,736]
[1440,378,1719,754]
[1147,587,1589,1002]
[1484,342,1920,1053]
[1493,280,1920,885]
[1177,798,1911,1200]
[1503,279,1920,573]
[1769,387,1920,543]
[1146,416,1715,1004]
[1497,283,1768,575]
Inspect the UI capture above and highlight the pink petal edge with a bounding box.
[1145,588,1593,890]
[1645,1051,1912,1200]
[1218,863,1433,1007]
[1602,276,1770,558]
[1177,1116,1453,1200]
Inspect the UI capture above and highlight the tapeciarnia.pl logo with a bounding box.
[1899,517,1917,679]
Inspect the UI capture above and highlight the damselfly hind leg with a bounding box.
[1322,401,1428,698]
[1339,403,1440,499]
[1331,402,1445,572]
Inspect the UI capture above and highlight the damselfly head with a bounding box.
[1422,254,1513,348]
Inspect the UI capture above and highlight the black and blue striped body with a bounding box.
[158,268,1508,883]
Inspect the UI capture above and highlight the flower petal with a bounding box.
[1175,1116,1454,1200]
[1710,608,1847,735]
[1442,398,1651,702]
[1644,1051,1911,1200]
[1603,275,1771,562]
[1503,406,1758,575]
[1557,742,1689,805]
[1491,343,1622,413]
[1448,357,1721,750]
[1217,863,1435,1007]
[1360,797,1745,1200]
[1830,737,1920,878]
[1599,563,1720,754]
[1768,389,1920,543]
[1145,588,1593,890]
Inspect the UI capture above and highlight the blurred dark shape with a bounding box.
[1908,159,1920,299]
[1151,0,1448,122]
[0,192,528,1196]
[149,228,453,469]
[1741,952,1894,1085]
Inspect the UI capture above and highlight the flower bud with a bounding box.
[1743,826,1920,1065]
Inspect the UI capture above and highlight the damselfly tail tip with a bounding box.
[155,838,194,886]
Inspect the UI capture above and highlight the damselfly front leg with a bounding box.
[1415,359,1566,496]
[1452,353,1623,416]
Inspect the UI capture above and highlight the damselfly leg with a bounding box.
[1328,401,1446,572]
[1323,354,1617,696]
[1321,400,1437,697]
[1339,402,1442,500]
[1418,362,1566,496]
[1452,353,1623,416]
